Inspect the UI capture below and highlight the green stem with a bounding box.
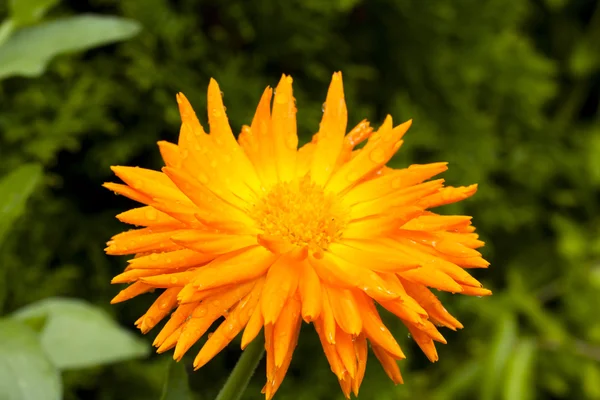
[215,337,265,400]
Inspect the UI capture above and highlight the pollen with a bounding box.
[251,175,348,251]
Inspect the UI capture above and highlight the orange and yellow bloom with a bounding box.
[105,72,490,399]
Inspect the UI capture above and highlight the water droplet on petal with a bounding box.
[170,277,179,284]
[207,332,214,339]
[150,253,159,261]
[197,307,207,317]
[407,333,412,339]
[212,109,222,118]
[322,102,326,112]
[220,91,224,98]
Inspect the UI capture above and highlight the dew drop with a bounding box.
[159,302,169,310]
[170,277,179,284]
[150,253,159,261]
[369,148,386,164]
[220,91,224,98]
[207,332,214,339]
[407,333,412,339]
[196,307,207,317]
[212,108,223,118]
[321,102,326,112]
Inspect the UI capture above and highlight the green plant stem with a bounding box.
[215,337,265,400]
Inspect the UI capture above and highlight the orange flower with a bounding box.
[105,72,490,399]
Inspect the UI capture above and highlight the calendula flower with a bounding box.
[105,72,490,399]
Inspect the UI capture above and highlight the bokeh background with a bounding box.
[1,0,600,399]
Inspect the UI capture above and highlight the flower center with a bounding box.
[251,176,348,251]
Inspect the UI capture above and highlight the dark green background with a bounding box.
[1,0,600,399]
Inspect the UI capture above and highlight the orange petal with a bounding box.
[418,184,478,208]
[273,296,301,367]
[400,279,463,330]
[327,117,412,194]
[190,246,276,291]
[311,72,347,185]
[173,280,256,360]
[270,75,298,182]
[261,254,300,324]
[352,333,368,396]
[110,281,153,304]
[355,293,405,359]
[330,240,420,273]
[158,141,181,167]
[335,327,357,379]
[248,87,278,187]
[314,318,346,380]
[371,343,404,384]
[117,206,181,228]
[241,303,264,350]
[326,286,362,336]
[153,301,199,348]
[126,249,214,271]
[170,229,257,255]
[298,262,322,322]
[103,182,152,205]
[206,79,262,193]
[308,252,400,302]
[344,162,448,205]
[193,279,264,368]
[136,287,181,333]
[111,267,172,284]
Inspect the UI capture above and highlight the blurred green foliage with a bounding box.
[0,0,599,399]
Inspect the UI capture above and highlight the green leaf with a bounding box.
[502,338,536,400]
[9,0,60,26]
[480,312,517,400]
[0,318,61,400]
[12,297,149,370]
[159,360,194,400]
[0,14,141,80]
[0,163,42,247]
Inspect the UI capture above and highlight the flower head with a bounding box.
[105,72,490,399]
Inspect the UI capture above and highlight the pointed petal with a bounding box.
[371,343,404,384]
[298,262,322,322]
[311,72,347,185]
[271,75,298,181]
[261,254,300,324]
[193,279,264,368]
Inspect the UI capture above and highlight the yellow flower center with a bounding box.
[251,176,348,251]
